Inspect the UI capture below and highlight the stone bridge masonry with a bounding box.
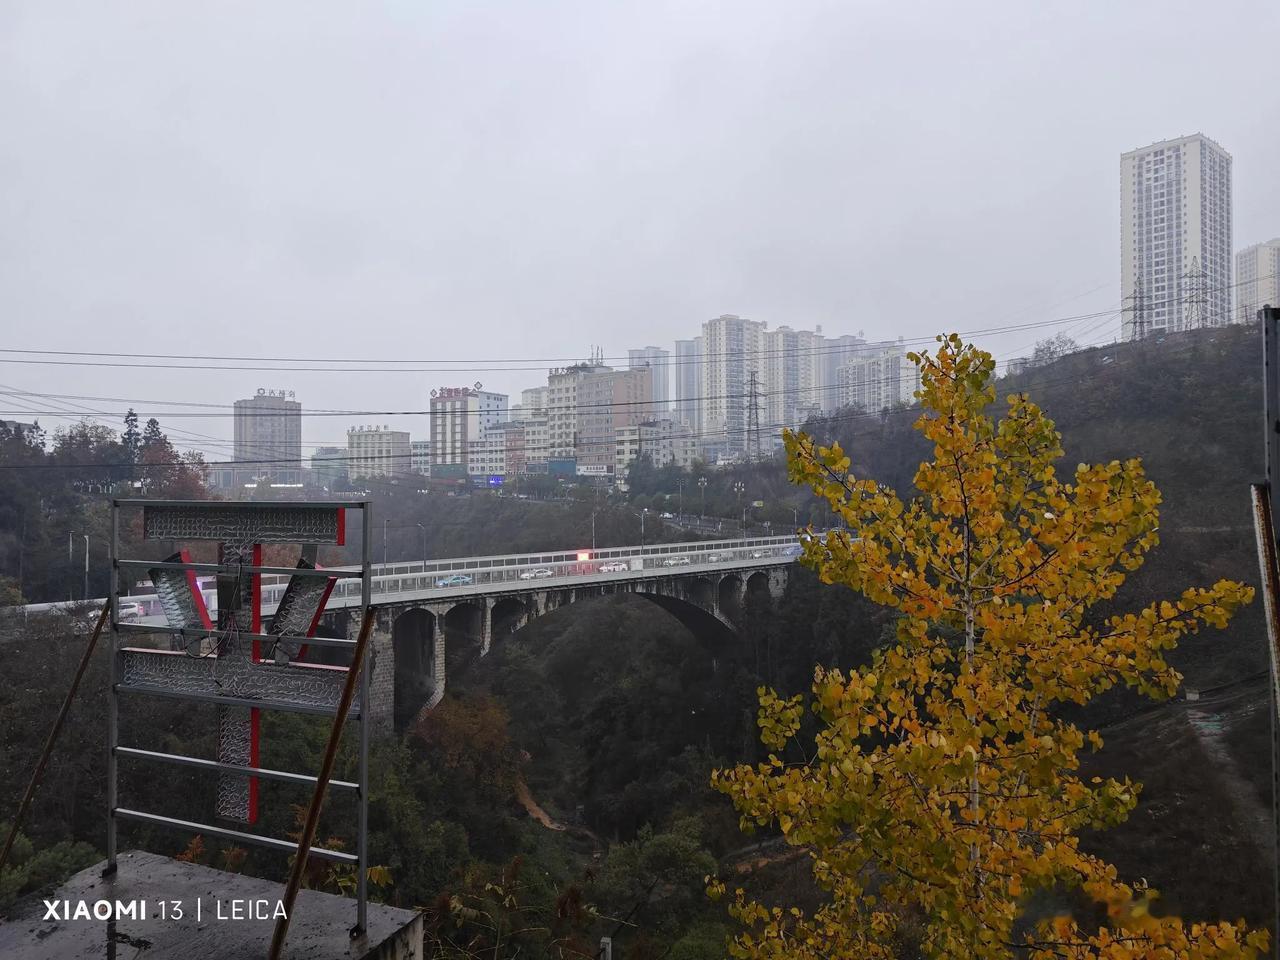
[323,564,791,734]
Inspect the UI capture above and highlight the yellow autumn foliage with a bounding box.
[710,334,1263,960]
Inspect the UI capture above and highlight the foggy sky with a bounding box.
[2,0,1278,459]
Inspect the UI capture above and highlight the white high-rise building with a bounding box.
[793,327,827,421]
[819,334,866,414]
[1237,239,1280,322]
[627,347,670,411]
[763,326,801,443]
[1121,133,1232,339]
[672,338,703,434]
[700,314,767,459]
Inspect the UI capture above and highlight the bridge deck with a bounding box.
[12,534,810,621]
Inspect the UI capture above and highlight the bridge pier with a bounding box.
[425,604,449,711]
[358,610,396,734]
[480,599,493,657]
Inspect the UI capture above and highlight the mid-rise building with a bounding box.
[410,439,431,475]
[346,426,411,480]
[576,366,653,469]
[233,389,302,484]
[429,385,508,467]
[627,347,670,410]
[1237,239,1280,322]
[1121,133,1233,339]
[835,340,918,413]
[309,445,348,490]
[546,360,610,459]
[522,416,550,468]
[467,433,506,479]
[511,386,549,422]
[700,314,767,460]
[672,337,703,434]
[615,418,697,477]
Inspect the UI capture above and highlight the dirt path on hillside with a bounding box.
[516,776,567,831]
[515,776,605,850]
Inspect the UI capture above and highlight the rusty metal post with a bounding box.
[1259,303,1280,959]
[1252,486,1280,959]
[0,601,110,872]
[268,606,376,960]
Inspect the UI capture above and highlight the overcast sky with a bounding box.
[1,0,1277,459]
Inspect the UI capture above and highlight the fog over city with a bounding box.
[2,0,1278,457]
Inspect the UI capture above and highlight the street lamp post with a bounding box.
[734,481,745,536]
[82,534,89,601]
[676,479,686,521]
[416,522,426,566]
[640,508,647,549]
[382,519,389,568]
[698,476,707,521]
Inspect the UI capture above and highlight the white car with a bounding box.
[706,553,725,562]
[749,550,766,559]
[662,556,691,566]
[599,561,629,573]
[519,567,554,580]
[659,512,675,519]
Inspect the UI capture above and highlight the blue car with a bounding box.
[435,574,473,588]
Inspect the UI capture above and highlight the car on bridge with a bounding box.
[705,553,725,562]
[598,561,629,573]
[749,550,767,558]
[434,574,473,588]
[519,567,554,580]
[661,556,691,566]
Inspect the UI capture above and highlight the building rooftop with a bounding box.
[1121,132,1230,158]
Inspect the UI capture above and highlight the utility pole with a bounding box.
[1252,304,1280,960]
[639,509,647,549]
[676,479,686,520]
[82,535,89,601]
[734,480,745,536]
[416,522,426,566]
[1126,271,1147,341]
[382,519,388,568]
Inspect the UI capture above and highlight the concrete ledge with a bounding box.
[0,850,422,960]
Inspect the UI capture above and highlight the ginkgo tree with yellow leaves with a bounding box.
[709,334,1265,959]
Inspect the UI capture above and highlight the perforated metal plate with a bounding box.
[143,504,344,544]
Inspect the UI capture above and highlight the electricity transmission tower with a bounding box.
[746,369,763,462]
[1125,272,1147,340]
[1181,256,1209,332]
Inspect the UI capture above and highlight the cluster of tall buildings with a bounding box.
[215,319,918,492]
[215,131,1278,494]
[1120,132,1277,340]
